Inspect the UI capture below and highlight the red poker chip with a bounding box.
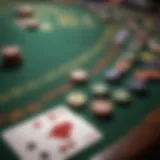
[148,69,160,80]
[134,70,150,81]
[70,69,89,84]
[1,45,22,66]
[91,100,113,117]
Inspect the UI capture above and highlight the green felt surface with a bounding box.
[0,3,160,160]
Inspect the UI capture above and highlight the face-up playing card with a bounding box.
[90,150,106,160]
[2,105,103,160]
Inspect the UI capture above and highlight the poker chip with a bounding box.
[147,69,160,81]
[91,100,113,117]
[112,89,131,104]
[140,52,156,63]
[1,45,22,66]
[66,91,87,108]
[105,68,122,82]
[17,5,34,18]
[23,18,40,30]
[134,70,149,82]
[148,38,160,53]
[70,69,89,84]
[91,83,109,97]
[129,80,147,93]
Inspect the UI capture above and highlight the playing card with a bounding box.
[2,105,102,160]
[90,150,106,160]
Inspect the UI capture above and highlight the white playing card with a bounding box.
[2,105,103,160]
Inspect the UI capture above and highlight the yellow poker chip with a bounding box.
[66,91,87,108]
[140,52,156,62]
[113,89,131,103]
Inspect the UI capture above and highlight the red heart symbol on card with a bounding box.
[49,122,73,139]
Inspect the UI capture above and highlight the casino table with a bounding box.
[0,2,160,160]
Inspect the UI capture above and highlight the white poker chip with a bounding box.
[23,18,39,30]
[66,91,87,108]
[91,100,113,117]
[17,5,34,17]
[113,89,131,103]
[70,69,89,83]
[91,83,109,95]
[1,45,21,56]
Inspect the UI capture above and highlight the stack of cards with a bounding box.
[2,106,102,160]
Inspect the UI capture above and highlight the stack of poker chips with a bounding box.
[0,45,23,67]
[15,5,40,30]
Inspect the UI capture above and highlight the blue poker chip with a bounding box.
[129,80,147,92]
[105,68,122,81]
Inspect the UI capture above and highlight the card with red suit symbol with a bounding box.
[2,106,102,160]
